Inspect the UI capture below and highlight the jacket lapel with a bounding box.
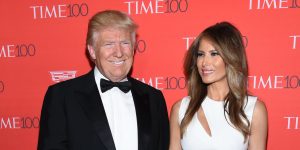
[129,78,152,150]
[75,71,116,150]
[75,73,152,150]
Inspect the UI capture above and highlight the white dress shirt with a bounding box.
[94,67,138,150]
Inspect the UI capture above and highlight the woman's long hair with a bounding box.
[180,22,250,141]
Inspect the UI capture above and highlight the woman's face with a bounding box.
[196,38,227,85]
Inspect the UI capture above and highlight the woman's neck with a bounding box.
[207,80,229,101]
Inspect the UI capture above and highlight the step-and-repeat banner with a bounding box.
[1,0,299,149]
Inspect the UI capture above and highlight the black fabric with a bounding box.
[38,70,170,150]
[100,79,131,93]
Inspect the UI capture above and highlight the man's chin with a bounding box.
[108,74,128,82]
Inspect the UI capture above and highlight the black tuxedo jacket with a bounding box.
[38,71,169,150]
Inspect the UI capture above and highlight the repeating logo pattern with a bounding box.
[1,1,299,150]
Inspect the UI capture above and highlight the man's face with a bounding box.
[89,27,134,82]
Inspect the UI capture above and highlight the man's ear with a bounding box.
[87,45,96,60]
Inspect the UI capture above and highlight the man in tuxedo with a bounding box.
[38,10,169,150]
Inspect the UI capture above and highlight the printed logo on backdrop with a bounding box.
[135,75,300,90]
[30,3,89,19]
[0,116,39,129]
[135,39,147,53]
[136,76,186,90]
[124,0,189,15]
[182,36,249,50]
[284,116,299,129]
[49,71,77,83]
[248,75,300,89]
[182,36,196,50]
[249,0,300,10]
[290,35,300,49]
[0,44,36,58]
[0,81,4,93]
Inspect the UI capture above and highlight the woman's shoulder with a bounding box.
[170,96,191,123]
[245,95,268,123]
[250,98,268,145]
[253,98,268,117]
[245,95,266,111]
[171,96,191,113]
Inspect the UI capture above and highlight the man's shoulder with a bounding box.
[49,71,93,89]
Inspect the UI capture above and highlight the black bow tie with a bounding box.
[100,79,131,93]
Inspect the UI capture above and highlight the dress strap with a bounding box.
[178,96,191,124]
[244,96,258,124]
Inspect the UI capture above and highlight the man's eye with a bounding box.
[122,42,130,45]
[103,43,114,48]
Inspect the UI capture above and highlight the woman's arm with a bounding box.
[169,100,183,150]
[248,100,268,150]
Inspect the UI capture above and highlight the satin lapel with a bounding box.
[75,71,116,150]
[129,78,152,150]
